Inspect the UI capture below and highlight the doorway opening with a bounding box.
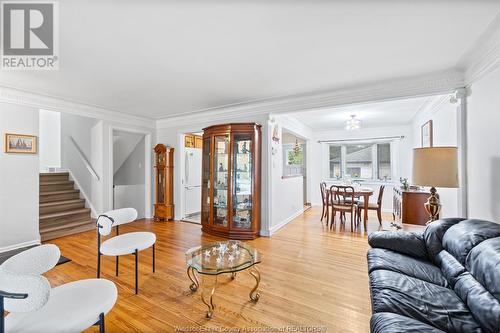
[181,132,203,223]
[281,129,309,208]
[112,129,147,218]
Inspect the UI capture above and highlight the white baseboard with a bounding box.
[261,208,304,237]
[0,239,41,253]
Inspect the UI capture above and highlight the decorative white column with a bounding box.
[451,88,468,218]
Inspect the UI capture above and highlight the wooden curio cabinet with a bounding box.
[201,123,262,240]
[154,144,174,221]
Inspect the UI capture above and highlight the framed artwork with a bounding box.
[421,120,433,148]
[4,133,38,154]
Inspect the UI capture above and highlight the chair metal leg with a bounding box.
[99,313,105,333]
[135,249,139,294]
[115,256,119,276]
[152,243,155,273]
[97,253,101,278]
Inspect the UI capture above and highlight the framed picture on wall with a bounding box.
[4,133,38,154]
[421,120,433,148]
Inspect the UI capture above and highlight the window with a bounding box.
[377,143,391,180]
[329,146,342,178]
[326,142,392,181]
[345,144,373,179]
[283,143,305,177]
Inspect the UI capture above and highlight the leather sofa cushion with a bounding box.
[435,250,466,288]
[453,272,500,333]
[465,237,500,301]
[442,219,500,265]
[371,312,446,333]
[367,248,448,287]
[369,270,482,333]
[368,231,427,259]
[424,218,465,263]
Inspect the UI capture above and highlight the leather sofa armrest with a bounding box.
[368,231,427,259]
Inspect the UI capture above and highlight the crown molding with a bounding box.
[459,13,500,86]
[156,69,464,129]
[0,86,156,129]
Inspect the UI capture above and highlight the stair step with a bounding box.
[40,189,80,203]
[39,199,86,215]
[40,219,95,241]
[38,172,93,241]
[39,172,69,182]
[40,180,75,192]
[40,208,91,222]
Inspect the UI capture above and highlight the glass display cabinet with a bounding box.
[154,144,174,221]
[201,123,261,239]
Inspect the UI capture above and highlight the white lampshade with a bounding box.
[412,147,459,188]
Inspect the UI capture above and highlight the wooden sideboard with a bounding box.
[393,187,434,225]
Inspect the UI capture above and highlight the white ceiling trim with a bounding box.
[156,69,464,129]
[0,86,156,129]
[459,13,500,86]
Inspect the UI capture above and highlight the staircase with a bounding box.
[39,172,95,241]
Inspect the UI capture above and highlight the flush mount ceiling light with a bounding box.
[345,114,361,131]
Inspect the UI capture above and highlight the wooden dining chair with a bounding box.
[329,185,358,231]
[320,182,330,223]
[357,185,385,225]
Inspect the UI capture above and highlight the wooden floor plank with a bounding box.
[44,207,423,332]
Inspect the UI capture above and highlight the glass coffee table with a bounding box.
[185,240,261,318]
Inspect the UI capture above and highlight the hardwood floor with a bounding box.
[44,207,422,332]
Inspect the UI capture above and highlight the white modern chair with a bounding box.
[96,208,156,294]
[0,244,117,333]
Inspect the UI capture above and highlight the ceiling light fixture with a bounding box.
[345,114,361,131]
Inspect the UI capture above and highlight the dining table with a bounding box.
[328,185,374,229]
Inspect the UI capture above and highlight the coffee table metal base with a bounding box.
[187,266,261,319]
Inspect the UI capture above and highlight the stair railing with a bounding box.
[69,136,100,181]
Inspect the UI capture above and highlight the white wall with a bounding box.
[61,113,101,215]
[410,95,459,218]
[114,136,145,185]
[267,114,313,234]
[467,65,500,222]
[39,109,61,171]
[60,113,154,218]
[0,103,41,251]
[114,135,146,218]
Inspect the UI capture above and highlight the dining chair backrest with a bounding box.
[320,182,328,204]
[0,245,60,312]
[377,185,385,206]
[329,185,355,207]
[96,208,138,236]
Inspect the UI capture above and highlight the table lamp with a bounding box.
[412,147,459,224]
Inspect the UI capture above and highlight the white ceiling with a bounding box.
[1,1,499,119]
[291,95,434,131]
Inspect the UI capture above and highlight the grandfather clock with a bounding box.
[154,144,174,221]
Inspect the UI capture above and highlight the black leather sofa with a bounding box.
[367,218,500,333]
